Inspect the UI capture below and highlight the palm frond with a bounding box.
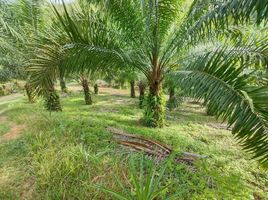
[27,42,62,95]
[50,1,151,76]
[185,0,268,44]
[173,47,268,164]
[101,0,146,46]
[161,0,268,67]
[179,36,268,70]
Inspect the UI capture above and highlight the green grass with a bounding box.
[0,89,267,200]
[0,124,10,136]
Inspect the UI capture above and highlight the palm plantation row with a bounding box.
[32,0,268,165]
[1,0,268,174]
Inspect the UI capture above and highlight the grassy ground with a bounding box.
[0,87,267,200]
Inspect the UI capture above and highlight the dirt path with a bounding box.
[0,116,7,122]
[0,93,23,104]
[1,124,25,142]
[63,84,130,96]
[0,115,25,143]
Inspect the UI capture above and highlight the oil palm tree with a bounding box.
[28,0,268,164]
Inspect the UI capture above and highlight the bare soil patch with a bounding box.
[0,93,23,105]
[100,87,129,96]
[1,124,25,142]
[0,115,25,142]
[0,116,7,123]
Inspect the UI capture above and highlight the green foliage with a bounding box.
[144,92,166,128]
[175,45,268,165]
[139,93,145,109]
[94,157,178,200]
[44,89,62,112]
[137,76,147,109]
[0,123,10,136]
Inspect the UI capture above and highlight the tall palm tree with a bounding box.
[28,0,268,164]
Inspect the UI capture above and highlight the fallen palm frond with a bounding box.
[107,127,207,165]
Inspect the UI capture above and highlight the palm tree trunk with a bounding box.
[130,80,136,98]
[25,83,35,103]
[169,87,175,101]
[138,81,146,108]
[94,84,99,94]
[81,76,92,105]
[45,86,62,112]
[167,87,175,110]
[59,77,67,93]
[144,80,165,127]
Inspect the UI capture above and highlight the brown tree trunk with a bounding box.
[81,76,92,105]
[130,80,136,98]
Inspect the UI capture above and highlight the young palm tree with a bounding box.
[28,0,268,164]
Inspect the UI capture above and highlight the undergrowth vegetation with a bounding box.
[0,89,267,199]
